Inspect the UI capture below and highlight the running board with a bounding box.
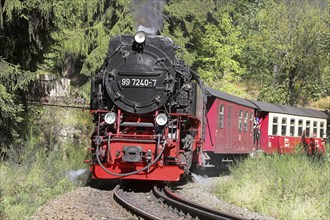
[121,122,154,127]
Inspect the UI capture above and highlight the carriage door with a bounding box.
[226,106,233,150]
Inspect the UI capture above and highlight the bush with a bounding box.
[0,140,88,220]
[215,154,330,219]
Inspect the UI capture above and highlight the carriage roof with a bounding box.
[205,86,256,109]
[248,100,328,119]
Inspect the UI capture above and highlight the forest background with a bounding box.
[0,0,329,151]
[0,0,329,219]
[1,0,329,150]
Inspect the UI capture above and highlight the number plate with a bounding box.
[120,78,157,87]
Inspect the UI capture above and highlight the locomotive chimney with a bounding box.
[137,25,146,33]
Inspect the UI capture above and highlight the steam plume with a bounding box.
[66,169,88,184]
[131,0,165,35]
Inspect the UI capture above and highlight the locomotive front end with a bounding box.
[91,110,189,181]
[88,31,202,182]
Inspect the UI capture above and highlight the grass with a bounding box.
[0,106,92,220]
[214,151,330,219]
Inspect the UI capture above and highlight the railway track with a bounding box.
[113,185,162,220]
[113,184,244,220]
[154,186,244,220]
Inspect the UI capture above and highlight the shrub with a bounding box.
[0,140,88,220]
[0,106,91,220]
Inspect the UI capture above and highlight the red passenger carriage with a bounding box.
[248,101,328,155]
[201,88,328,168]
[203,87,256,167]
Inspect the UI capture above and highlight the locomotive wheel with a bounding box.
[179,134,193,173]
[179,152,193,173]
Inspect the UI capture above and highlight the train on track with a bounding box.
[87,29,329,182]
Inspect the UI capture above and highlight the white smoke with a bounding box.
[137,25,158,35]
[191,173,209,182]
[191,173,220,188]
[131,0,165,35]
[66,169,89,184]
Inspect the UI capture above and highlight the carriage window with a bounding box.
[306,120,311,137]
[298,119,303,136]
[244,112,248,132]
[281,118,287,136]
[238,110,243,131]
[272,117,278,135]
[320,122,325,138]
[290,119,295,136]
[219,105,224,128]
[250,113,254,132]
[313,121,317,137]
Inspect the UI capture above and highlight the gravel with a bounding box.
[32,175,276,220]
[31,187,134,220]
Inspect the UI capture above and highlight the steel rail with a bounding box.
[113,185,162,220]
[153,186,244,220]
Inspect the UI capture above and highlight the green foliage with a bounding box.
[1,0,56,70]
[162,0,214,65]
[0,0,57,149]
[238,0,329,105]
[0,59,37,150]
[0,59,36,90]
[162,0,248,95]
[197,11,244,88]
[49,0,134,77]
[215,155,330,219]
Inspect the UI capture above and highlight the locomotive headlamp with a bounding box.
[134,31,146,44]
[104,112,117,125]
[155,113,168,126]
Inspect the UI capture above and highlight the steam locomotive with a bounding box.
[89,29,204,181]
[88,30,328,182]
